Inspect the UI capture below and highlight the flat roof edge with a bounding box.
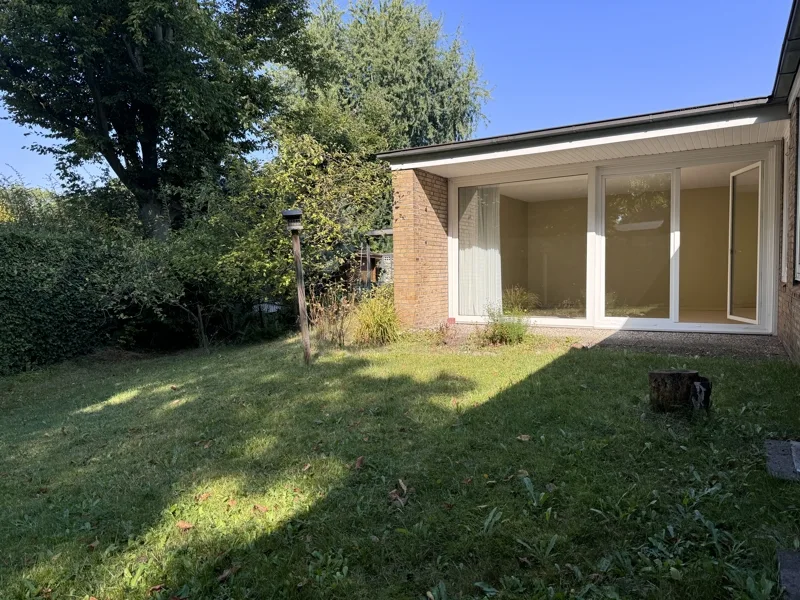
[377,97,780,163]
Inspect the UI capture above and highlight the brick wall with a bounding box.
[392,169,449,328]
[778,100,800,362]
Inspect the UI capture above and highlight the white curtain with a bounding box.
[458,186,502,316]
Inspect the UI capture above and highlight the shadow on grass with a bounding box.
[2,337,800,598]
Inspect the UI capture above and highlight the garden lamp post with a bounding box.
[282,209,311,365]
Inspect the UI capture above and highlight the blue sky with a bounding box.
[0,0,792,187]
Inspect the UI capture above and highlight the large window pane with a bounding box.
[604,173,671,318]
[457,176,587,318]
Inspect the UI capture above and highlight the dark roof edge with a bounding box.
[377,97,776,163]
[772,0,800,98]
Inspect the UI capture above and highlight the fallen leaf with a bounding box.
[398,479,407,494]
[176,520,193,532]
[370,535,380,543]
[148,584,166,595]
[196,492,211,502]
[354,456,365,470]
[302,463,311,472]
[227,498,237,508]
[253,504,269,513]
[87,539,100,551]
[362,436,369,442]
[203,440,212,449]
[37,487,48,494]
[217,565,240,583]
[462,477,472,485]
[517,434,531,442]
[442,502,454,510]
[170,385,178,391]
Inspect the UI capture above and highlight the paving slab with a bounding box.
[765,440,800,481]
[779,550,800,600]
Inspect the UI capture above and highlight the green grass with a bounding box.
[1,336,800,599]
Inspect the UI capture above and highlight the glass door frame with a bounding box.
[447,143,780,334]
[727,162,762,325]
[595,166,680,330]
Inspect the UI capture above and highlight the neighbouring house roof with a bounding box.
[378,3,797,178]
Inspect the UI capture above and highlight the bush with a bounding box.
[0,227,114,374]
[482,305,527,345]
[502,285,539,314]
[353,285,399,345]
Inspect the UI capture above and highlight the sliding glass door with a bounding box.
[454,153,771,331]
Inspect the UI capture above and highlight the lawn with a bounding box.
[1,335,800,599]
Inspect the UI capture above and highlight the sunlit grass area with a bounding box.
[1,335,800,599]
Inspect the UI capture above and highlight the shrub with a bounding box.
[502,285,539,314]
[0,227,113,374]
[353,285,399,345]
[482,305,527,345]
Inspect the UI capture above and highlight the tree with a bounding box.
[278,0,490,155]
[0,0,315,237]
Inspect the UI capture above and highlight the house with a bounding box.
[378,1,800,361]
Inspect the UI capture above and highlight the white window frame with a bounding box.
[447,142,780,334]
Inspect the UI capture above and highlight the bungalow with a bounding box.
[378,0,800,361]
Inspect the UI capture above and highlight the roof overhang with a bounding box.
[378,99,788,179]
[773,0,800,102]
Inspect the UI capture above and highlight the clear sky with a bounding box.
[0,0,793,187]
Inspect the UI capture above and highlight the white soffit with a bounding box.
[392,118,789,179]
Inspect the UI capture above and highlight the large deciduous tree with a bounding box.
[278,0,490,155]
[0,0,314,237]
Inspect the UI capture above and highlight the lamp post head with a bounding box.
[281,209,303,232]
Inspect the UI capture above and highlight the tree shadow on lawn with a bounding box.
[2,339,800,599]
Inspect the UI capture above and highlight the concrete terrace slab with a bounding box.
[779,551,800,600]
[765,440,800,482]
[452,325,788,359]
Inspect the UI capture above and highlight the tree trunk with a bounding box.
[138,198,170,240]
[649,369,712,413]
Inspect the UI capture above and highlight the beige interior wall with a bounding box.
[499,195,528,289]
[679,187,729,310]
[605,191,670,314]
[526,197,587,307]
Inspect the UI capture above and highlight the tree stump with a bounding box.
[649,369,712,413]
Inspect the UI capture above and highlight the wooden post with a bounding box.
[291,230,312,365]
[365,241,372,290]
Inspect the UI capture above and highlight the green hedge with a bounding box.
[0,227,112,375]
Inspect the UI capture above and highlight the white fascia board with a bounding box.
[389,117,760,171]
[789,69,800,110]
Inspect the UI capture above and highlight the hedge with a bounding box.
[0,227,112,375]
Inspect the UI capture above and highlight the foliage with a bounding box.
[0,0,316,236]
[213,134,391,301]
[352,284,399,345]
[482,304,527,345]
[502,285,540,315]
[278,0,489,154]
[0,226,112,374]
[1,337,798,597]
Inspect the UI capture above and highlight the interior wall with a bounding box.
[679,187,728,311]
[526,197,587,307]
[499,195,528,290]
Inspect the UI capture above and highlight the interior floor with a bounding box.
[679,309,756,324]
